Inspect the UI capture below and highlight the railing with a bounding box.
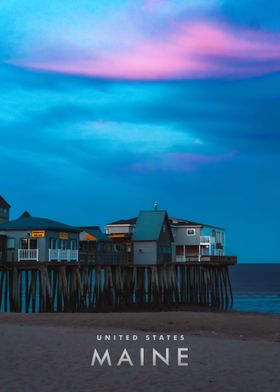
[49,249,79,262]
[200,236,215,244]
[176,256,201,262]
[176,254,211,262]
[79,251,128,264]
[175,255,236,264]
[18,249,39,262]
[175,256,187,262]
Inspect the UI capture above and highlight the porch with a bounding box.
[17,249,79,262]
[175,236,222,262]
[18,249,39,262]
[48,249,79,262]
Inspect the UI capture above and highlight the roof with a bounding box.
[19,211,31,219]
[169,217,224,230]
[107,217,137,225]
[132,210,171,241]
[0,196,10,208]
[107,213,224,231]
[80,227,111,241]
[0,214,79,232]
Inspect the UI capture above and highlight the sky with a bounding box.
[0,0,280,262]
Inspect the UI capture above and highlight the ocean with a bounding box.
[229,263,280,316]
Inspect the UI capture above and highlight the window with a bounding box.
[159,246,171,254]
[0,208,8,217]
[216,231,224,243]
[60,239,68,250]
[176,245,184,256]
[187,228,195,236]
[21,238,28,249]
[50,238,58,249]
[162,224,166,233]
[7,238,15,249]
[70,239,77,250]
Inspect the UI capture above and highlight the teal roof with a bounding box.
[0,215,79,232]
[132,210,170,241]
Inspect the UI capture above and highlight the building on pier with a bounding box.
[0,212,80,262]
[105,210,174,264]
[132,210,173,264]
[105,217,137,263]
[0,196,230,265]
[170,217,225,262]
[79,226,126,264]
[105,211,227,264]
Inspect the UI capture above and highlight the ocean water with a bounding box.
[229,264,280,316]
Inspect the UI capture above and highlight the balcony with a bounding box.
[200,236,215,244]
[18,249,39,261]
[49,249,79,262]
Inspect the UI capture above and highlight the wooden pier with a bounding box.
[0,258,236,313]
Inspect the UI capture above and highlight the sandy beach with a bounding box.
[0,311,279,392]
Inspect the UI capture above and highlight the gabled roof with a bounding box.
[19,211,31,219]
[0,214,79,232]
[0,196,10,208]
[132,210,172,241]
[80,227,111,241]
[107,217,137,225]
[169,217,224,230]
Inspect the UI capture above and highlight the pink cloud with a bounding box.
[9,21,280,80]
[146,0,160,8]
[131,151,237,173]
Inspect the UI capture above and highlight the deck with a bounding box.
[0,255,237,269]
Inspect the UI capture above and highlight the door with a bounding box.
[21,238,37,249]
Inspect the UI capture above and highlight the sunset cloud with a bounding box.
[131,151,237,173]
[9,21,280,80]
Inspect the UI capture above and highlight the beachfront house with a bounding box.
[0,212,80,262]
[79,226,125,264]
[105,217,137,263]
[105,211,226,264]
[170,217,225,262]
[132,210,173,264]
[0,195,10,224]
[105,217,137,240]
[105,211,174,264]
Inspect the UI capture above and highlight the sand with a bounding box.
[0,311,279,392]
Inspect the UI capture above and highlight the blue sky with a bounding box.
[0,1,280,262]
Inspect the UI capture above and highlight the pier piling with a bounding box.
[0,261,235,313]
